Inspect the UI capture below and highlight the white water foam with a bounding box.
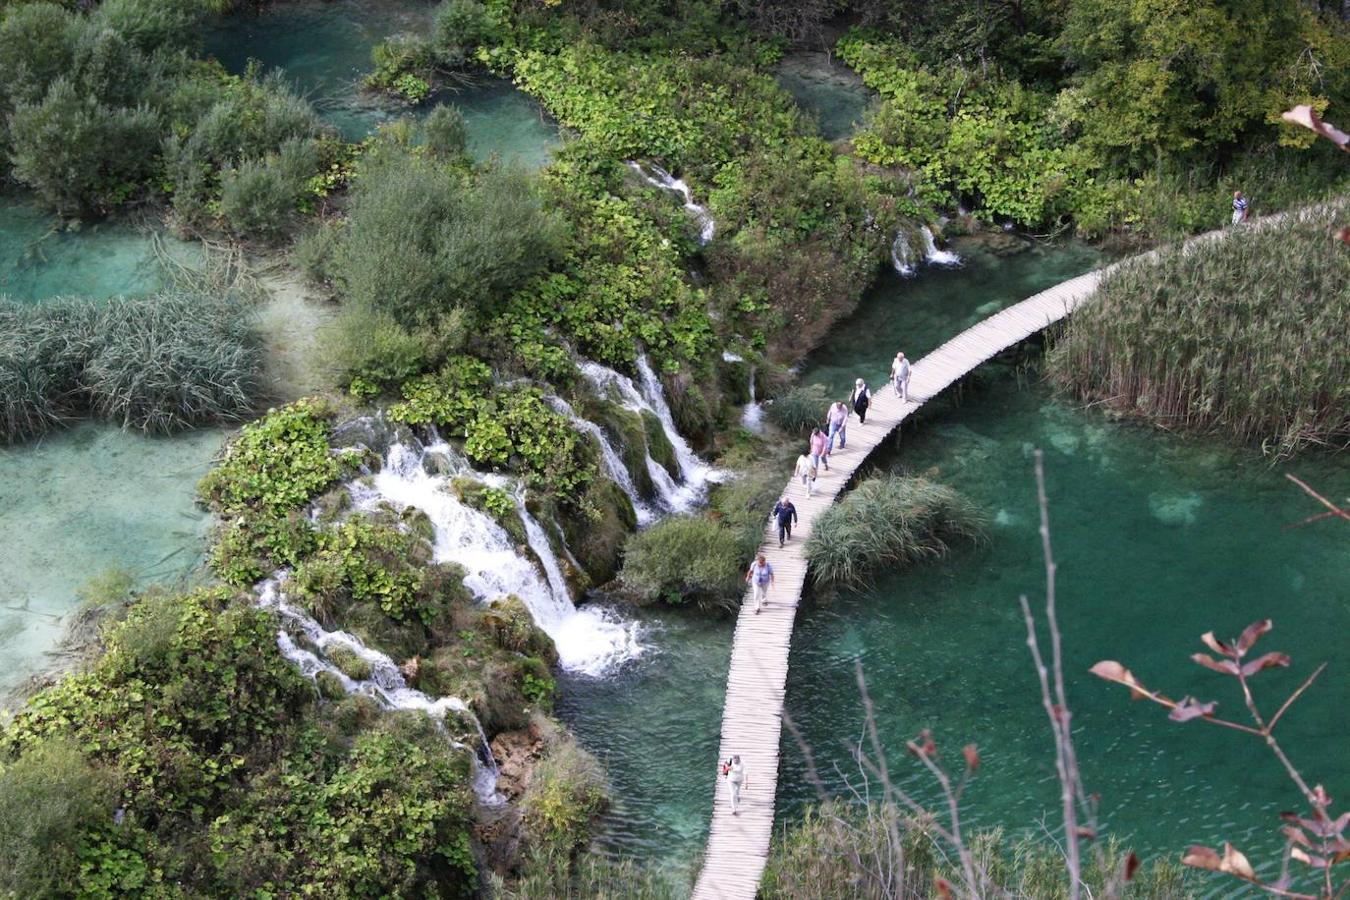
[741,366,764,432]
[352,443,644,677]
[256,577,504,805]
[627,161,716,244]
[891,230,917,276]
[921,225,962,266]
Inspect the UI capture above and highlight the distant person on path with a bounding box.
[794,453,816,496]
[891,352,911,401]
[745,554,774,613]
[1232,190,1249,225]
[809,426,829,472]
[851,378,871,425]
[826,401,848,451]
[721,754,747,814]
[772,496,798,547]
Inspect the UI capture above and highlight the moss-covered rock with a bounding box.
[451,476,528,546]
[315,670,349,701]
[557,480,636,587]
[641,410,679,481]
[580,398,656,503]
[520,732,610,858]
[482,596,558,665]
[327,645,373,682]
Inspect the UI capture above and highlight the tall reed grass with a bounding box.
[805,475,984,588]
[1049,199,1350,456]
[0,291,262,443]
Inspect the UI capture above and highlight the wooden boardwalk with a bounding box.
[691,267,1110,900]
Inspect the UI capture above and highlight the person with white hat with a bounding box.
[850,378,871,425]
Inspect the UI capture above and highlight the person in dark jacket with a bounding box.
[850,378,871,424]
[771,497,798,547]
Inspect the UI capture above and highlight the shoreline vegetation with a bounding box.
[2,0,1348,895]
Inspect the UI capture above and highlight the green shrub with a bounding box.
[95,0,202,54]
[389,355,494,427]
[219,137,318,240]
[292,519,430,624]
[0,3,80,110]
[367,33,436,99]
[1049,199,1350,455]
[765,382,831,436]
[521,735,609,857]
[0,739,118,898]
[806,475,984,587]
[328,150,565,328]
[433,0,490,69]
[324,303,447,395]
[620,515,743,603]
[422,102,470,162]
[8,77,160,216]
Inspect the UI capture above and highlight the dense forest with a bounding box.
[1,0,1346,896]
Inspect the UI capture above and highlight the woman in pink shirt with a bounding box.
[808,427,829,472]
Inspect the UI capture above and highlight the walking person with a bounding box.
[721,755,747,814]
[809,426,829,472]
[745,554,774,613]
[1232,190,1249,225]
[891,352,911,401]
[825,400,848,451]
[794,453,816,496]
[771,496,797,547]
[850,378,871,425]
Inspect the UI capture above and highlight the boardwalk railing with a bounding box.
[691,268,1110,900]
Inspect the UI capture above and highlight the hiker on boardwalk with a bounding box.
[809,426,829,472]
[772,496,798,547]
[891,352,911,401]
[825,400,848,451]
[745,554,774,613]
[721,755,747,814]
[794,453,816,496]
[1232,190,1249,225]
[851,378,871,425]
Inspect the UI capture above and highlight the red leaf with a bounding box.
[1235,620,1273,655]
[1123,852,1140,882]
[1075,826,1097,839]
[907,729,937,759]
[1220,843,1258,881]
[1281,825,1312,848]
[1338,227,1350,247]
[1240,652,1290,676]
[1182,845,1222,871]
[1168,696,1217,723]
[1312,785,1332,809]
[1089,660,1149,699]
[1191,653,1240,676]
[1201,632,1235,658]
[935,877,953,899]
[963,744,980,771]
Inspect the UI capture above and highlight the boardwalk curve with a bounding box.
[691,267,1111,900]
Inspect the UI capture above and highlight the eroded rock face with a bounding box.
[476,724,549,875]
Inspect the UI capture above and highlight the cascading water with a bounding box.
[578,357,719,514]
[256,577,505,805]
[545,395,656,526]
[891,231,917,276]
[352,442,644,676]
[921,225,962,266]
[741,367,764,432]
[626,161,716,244]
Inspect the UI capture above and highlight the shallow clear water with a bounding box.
[203,0,559,165]
[0,195,195,303]
[562,241,1350,887]
[0,424,223,700]
[556,605,731,874]
[775,51,872,142]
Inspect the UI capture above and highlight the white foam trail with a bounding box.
[891,230,916,276]
[545,395,655,526]
[921,225,961,266]
[257,578,504,806]
[627,161,716,244]
[353,443,644,676]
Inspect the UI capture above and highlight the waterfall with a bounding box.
[921,225,962,266]
[545,395,656,526]
[352,442,645,677]
[891,231,917,277]
[257,577,505,806]
[741,366,764,432]
[627,161,716,244]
